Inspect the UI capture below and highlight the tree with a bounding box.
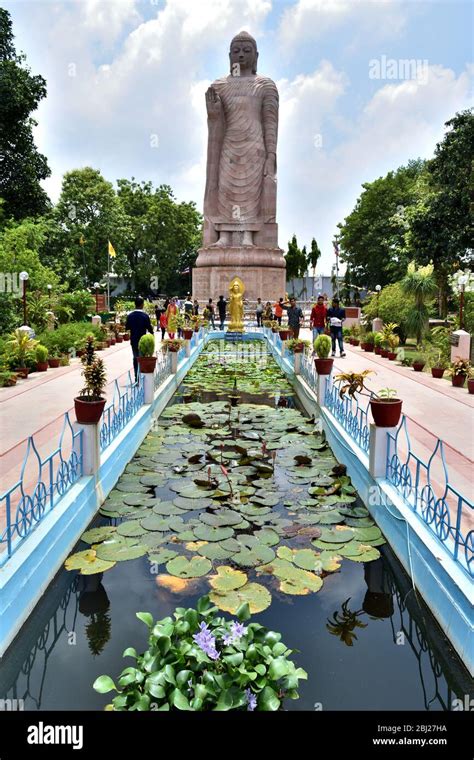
[362,282,414,344]
[285,234,307,296]
[337,160,426,289]
[307,238,321,296]
[41,168,131,287]
[116,179,202,295]
[401,261,437,345]
[0,9,50,220]
[403,110,474,316]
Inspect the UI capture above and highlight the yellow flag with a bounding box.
[108,240,116,258]
[79,235,85,245]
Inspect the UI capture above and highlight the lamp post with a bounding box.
[375,284,381,317]
[19,271,29,325]
[94,282,100,314]
[47,283,52,305]
[457,273,468,330]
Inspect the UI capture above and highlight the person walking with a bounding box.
[193,299,199,316]
[283,297,303,339]
[125,296,154,381]
[310,295,327,343]
[326,297,346,357]
[255,297,264,327]
[165,298,179,339]
[204,298,216,328]
[159,310,167,339]
[263,301,273,321]
[217,295,226,330]
[273,297,284,325]
[154,303,162,331]
[183,295,193,322]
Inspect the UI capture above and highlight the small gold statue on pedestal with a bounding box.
[228,276,245,332]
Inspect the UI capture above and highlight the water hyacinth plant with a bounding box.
[93,595,307,711]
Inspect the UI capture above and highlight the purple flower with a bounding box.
[222,633,234,646]
[245,688,257,712]
[193,623,220,660]
[231,622,247,639]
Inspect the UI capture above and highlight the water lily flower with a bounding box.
[245,688,257,711]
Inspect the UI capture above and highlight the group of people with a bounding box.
[309,295,346,357]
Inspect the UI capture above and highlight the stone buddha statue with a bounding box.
[203,31,279,248]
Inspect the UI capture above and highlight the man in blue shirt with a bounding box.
[326,297,346,358]
[125,296,154,381]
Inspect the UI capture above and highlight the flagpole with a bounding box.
[107,247,110,311]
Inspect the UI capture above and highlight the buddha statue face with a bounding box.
[232,282,240,293]
[229,33,258,75]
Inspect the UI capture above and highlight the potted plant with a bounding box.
[428,351,448,379]
[137,333,157,373]
[36,344,49,371]
[123,332,130,341]
[278,324,291,340]
[411,353,426,372]
[468,369,474,395]
[181,314,194,340]
[373,332,384,355]
[270,320,278,333]
[363,332,375,352]
[6,329,38,379]
[387,332,399,360]
[191,315,203,333]
[0,370,17,387]
[343,327,351,343]
[313,334,333,375]
[335,371,403,427]
[286,338,311,354]
[349,324,360,346]
[74,337,107,424]
[446,358,470,388]
[161,338,185,353]
[48,348,61,368]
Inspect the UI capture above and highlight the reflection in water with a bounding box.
[79,575,111,657]
[0,551,469,711]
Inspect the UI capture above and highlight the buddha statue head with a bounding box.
[229,31,258,75]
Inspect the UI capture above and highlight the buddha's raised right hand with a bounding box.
[206,87,223,121]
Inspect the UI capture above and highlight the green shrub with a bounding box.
[35,344,48,363]
[364,331,375,345]
[314,334,332,358]
[92,595,307,711]
[37,322,103,355]
[374,332,384,347]
[57,290,95,323]
[138,334,156,357]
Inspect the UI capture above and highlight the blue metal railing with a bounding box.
[324,378,371,453]
[0,413,83,564]
[100,371,145,451]
[154,351,172,391]
[386,417,474,577]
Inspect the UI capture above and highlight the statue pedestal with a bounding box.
[193,245,286,302]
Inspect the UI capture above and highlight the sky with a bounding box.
[4,0,473,274]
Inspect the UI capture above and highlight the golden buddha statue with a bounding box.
[228,277,245,332]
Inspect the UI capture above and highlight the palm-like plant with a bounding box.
[401,261,437,346]
[6,329,38,367]
[334,370,374,398]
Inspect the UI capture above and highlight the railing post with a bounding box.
[293,352,301,374]
[171,351,178,374]
[369,425,397,478]
[280,339,286,358]
[317,374,328,407]
[142,372,154,404]
[185,340,191,358]
[74,422,100,476]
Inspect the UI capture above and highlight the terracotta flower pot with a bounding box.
[314,358,334,375]
[365,344,374,352]
[74,397,106,424]
[370,399,403,427]
[116,335,123,343]
[14,366,29,378]
[381,349,389,358]
[123,334,130,341]
[431,367,444,379]
[352,339,360,346]
[48,358,60,368]
[467,378,474,394]
[279,330,290,340]
[110,338,116,345]
[137,356,157,373]
[183,329,193,340]
[412,361,425,372]
[374,346,382,355]
[293,346,304,353]
[36,362,48,372]
[271,328,277,333]
[451,375,466,388]
[167,346,180,353]
[388,352,397,361]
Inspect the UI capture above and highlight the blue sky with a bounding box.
[5,0,473,274]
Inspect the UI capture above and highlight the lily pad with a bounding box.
[209,566,248,591]
[140,515,185,532]
[81,526,117,545]
[254,528,280,546]
[95,540,147,562]
[210,582,271,614]
[173,496,213,510]
[116,520,148,538]
[148,549,179,565]
[319,527,355,544]
[197,543,236,561]
[165,556,212,578]
[193,525,235,542]
[65,549,116,574]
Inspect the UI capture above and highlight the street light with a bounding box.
[94,282,100,314]
[457,273,469,330]
[375,284,381,317]
[47,283,52,305]
[19,271,29,325]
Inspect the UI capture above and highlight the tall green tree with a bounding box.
[403,110,474,316]
[337,160,426,289]
[0,9,50,220]
[401,261,437,345]
[116,179,202,295]
[285,234,307,295]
